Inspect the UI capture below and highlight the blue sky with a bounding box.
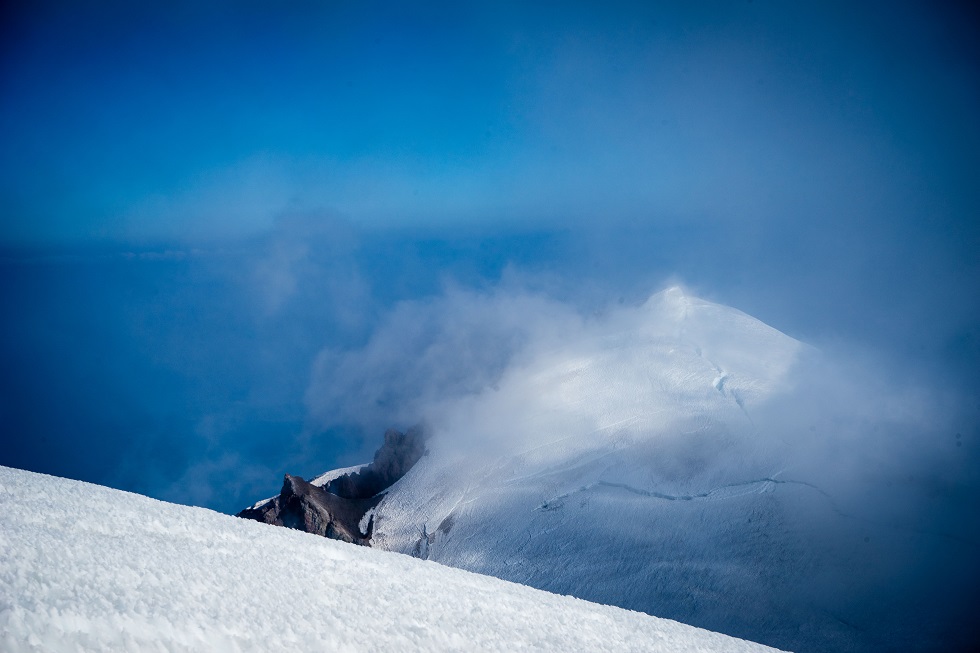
[1,1,978,508]
[5,1,977,245]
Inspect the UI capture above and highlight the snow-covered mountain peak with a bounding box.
[365,290,812,564]
[642,283,690,313]
[634,288,804,397]
[220,284,977,652]
[423,288,803,462]
[233,286,976,651]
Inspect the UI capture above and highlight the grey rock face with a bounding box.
[237,426,425,545]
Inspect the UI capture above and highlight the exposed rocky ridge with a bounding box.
[237,426,425,545]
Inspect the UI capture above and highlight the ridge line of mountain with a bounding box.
[236,426,426,544]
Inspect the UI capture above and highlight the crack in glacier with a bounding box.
[534,477,980,549]
[536,477,808,510]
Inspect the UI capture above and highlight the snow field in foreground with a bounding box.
[0,466,782,652]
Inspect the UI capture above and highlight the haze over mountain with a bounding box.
[243,288,980,653]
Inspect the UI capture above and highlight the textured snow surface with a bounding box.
[0,466,782,653]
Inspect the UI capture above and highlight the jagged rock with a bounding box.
[237,426,426,545]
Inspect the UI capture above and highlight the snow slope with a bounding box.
[0,465,782,653]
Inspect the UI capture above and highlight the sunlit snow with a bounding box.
[0,465,781,652]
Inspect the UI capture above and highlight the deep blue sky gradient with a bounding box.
[4,2,978,242]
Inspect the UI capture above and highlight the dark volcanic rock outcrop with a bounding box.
[238,474,379,544]
[237,426,425,545]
